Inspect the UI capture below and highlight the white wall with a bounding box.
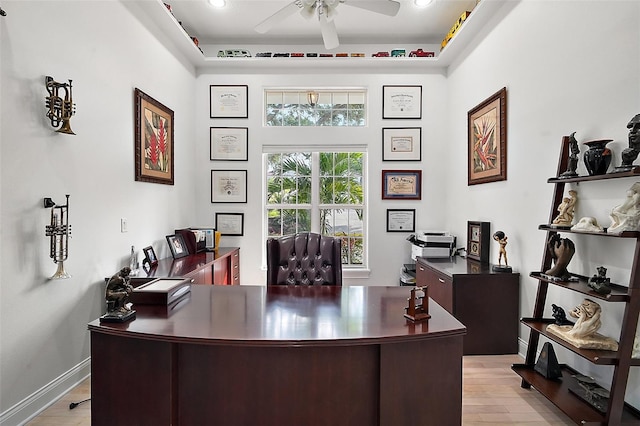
[0,1,196,423]
[194,72,450,286]
[445,0,640,409]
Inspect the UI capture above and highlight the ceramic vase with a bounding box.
[583,139,613,175]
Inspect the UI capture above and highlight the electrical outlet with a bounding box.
[121,218,128,233]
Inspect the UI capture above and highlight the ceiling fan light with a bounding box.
[414,0,434,8]
[208,0,226,8]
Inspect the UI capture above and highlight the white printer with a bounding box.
[408,231,456,259]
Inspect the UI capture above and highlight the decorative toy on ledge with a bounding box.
[45,76,76,134]
[404,285,430,321]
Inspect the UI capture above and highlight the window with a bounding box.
[265,90,366,127]
[265,150,366,267]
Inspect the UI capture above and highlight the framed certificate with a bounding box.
[210,127,248,161]
[215,212,244,236]
[210,85,248,118]
[211,170,247,203]
[382,170,422,200]
[382,127,422,161]
[386,209,416,232]
[382,85,422,119]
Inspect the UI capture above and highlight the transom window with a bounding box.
[264,150,366,267]
[265,90,366,127]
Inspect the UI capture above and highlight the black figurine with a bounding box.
[613,113,640,172]
[100,267,136,323]
[559,132,580,178]
[588,266,612,295]
[551,304,573,326]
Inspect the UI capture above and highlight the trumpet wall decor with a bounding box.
[45,76,76,134]
[44,195,71,279]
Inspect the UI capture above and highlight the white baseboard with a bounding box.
[0,358,91,426]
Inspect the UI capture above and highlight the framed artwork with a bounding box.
[134,88,174,185]
[468,87,507,185]
[382,170,422,200]
[382,85,422,119]
[166,234,189,259]
[211,170,247,203]
[210,85,248,118]
[382,127,422,161]
[210,127,248,161]
[386,209,416,232]
[142,246,158,266]
[467,221,490,264]
[215,212,244,236]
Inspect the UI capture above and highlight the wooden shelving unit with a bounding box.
[512,135,640,425]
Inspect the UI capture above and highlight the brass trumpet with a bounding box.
[45,76,76,135]
[44,195,71,279]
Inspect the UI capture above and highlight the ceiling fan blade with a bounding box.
[342,0,400,17]
[254,1,306,34]
[319,13,340,49]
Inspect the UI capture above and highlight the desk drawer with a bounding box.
[417,261,453,314]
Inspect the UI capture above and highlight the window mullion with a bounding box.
[311,152,320,232]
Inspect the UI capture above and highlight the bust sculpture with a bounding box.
[613,113,640,172]
[547,299,618,350]
[608,182,640,234]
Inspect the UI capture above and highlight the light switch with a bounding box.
[121,218,128,233]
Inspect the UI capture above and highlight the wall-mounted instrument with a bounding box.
[44,195,71,279]
[45,76,76,134]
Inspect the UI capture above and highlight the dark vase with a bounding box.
[583,139,613,175]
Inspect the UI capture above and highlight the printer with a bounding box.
[407,230,456,259]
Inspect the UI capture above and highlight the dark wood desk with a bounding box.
[89,285,466,426]
[136,247,239,285]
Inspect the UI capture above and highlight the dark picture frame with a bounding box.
[210,127,248,161]
[210,85,248,119]
[467,221,490,264]
[142,246,158,267]
[382,85,422,119]
[134,88,175,185]
[382,170,422,200]
[211,170,248,203]
[166,234,189,259]
[386,209,416,232]
[215,212,245,236]
[382,127,422,161]
[468,87,507,185]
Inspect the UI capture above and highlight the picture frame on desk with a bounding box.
[142,246,158,267]
[166,234,189,259]
[467,221,490,264]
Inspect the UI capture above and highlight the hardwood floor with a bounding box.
[26,354,573,425]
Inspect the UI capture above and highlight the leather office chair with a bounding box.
[266,232,343,286]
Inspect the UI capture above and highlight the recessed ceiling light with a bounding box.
[208,0,226,8]
[414,0,434,7]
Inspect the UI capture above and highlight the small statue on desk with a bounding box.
[492,231,512,272]
[404,286,430,322]
[559,132,580,178]
[588,266,612,295]
[100,267,136,323]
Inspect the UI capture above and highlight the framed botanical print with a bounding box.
[468,87,507,185]
[467,221,490,264]
[134,88,174,185]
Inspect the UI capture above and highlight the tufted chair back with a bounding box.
[266,232,343,286]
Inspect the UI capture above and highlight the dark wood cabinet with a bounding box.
[416,256,520,355]
[136,247,240,285]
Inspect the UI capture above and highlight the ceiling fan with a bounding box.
[254,0,401,50]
